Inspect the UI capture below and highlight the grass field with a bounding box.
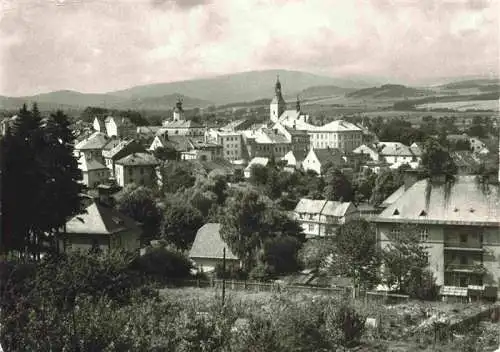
[417,100,499,112]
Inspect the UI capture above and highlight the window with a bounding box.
[460,256,467,265]
[460,234,467,244]
[308,224,314,232]
[140,168,144,175]
[309,214,314,220]
[390,226,401,239]
[420,227,429,242]
[128,168,133,175]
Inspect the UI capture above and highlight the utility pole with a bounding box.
[222,247,226,306]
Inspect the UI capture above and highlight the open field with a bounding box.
[416,99,500,111]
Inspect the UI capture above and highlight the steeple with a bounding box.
[173,96,184,122]
[296,95,301,112]
[270,75,286,123]
[275,74,282,95]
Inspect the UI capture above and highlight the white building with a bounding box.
[294,198,358,238]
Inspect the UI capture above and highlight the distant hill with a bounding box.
[0,92,211,112]
[347,84,432,99]
[110,69,373,104]
[297,85,355,99]
[438,79,500,90]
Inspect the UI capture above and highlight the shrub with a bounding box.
[132,246,193,282]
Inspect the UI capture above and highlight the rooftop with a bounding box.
[65,199,139,235]
[78,155,107,172]
[115,152,160,166]
[378,142,414,157]
[74,132,109,150]
[374,176,500,226]
[189,223,238,260]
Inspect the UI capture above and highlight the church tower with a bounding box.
[270,75,286,123]
[173,97,184,122]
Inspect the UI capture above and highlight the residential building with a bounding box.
[102,139,146,176]
[189,223,240,273]
[244,157,269,178]
[242,128,292,160]
[104,116,136,138]
[451,151,481,175]
[207,130,244,161]
[309,120,363,152]
[93,116,105,133]
[353,144,380,162]
[114,153,160,187]
[373,175,500,300]
[180,139,223,162]
[282,149,308,170]
[220,119,253,132]
[377,142,420,168]
[0,116,17,136]
[294,198,358,238]
[78,154,110,188]
[302,148,345,176]
[470,137,490,155]
[74,131,110,160]
[60,197,141,253]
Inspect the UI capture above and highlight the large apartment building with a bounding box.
[373,173,500,300]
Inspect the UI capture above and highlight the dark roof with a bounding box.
[162,120,203,129]
[313,148,344,165]
[65,200,140,235]
[115,153,160,166]
[189,223,238,260]
[74,132,109,150]
[374,176,500,226]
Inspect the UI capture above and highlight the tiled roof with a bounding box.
[65,200,139,235]
[137,126,162,135]
[78,155,107,172]
[283,149,308,163]
[116,153,159,166]
[295,199,327,214]
[162,120,203,129]
[102,139,145,159]
[102,138,121,151]
[322,201,354,217]
[380,185,405,208]
[378,142,413,157]
[74,132,109,150]
[313,148,344,165]
[253,129,290,144]
[189,223,238,260]
[374,176,500,226]
[317,120,362,132]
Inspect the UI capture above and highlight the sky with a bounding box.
[0,0,499,96]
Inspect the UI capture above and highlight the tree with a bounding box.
[369,167,408,206]
[352,170,377,203]
[381,224,432,295]
[249,164,269,186]
[220,188,304,273]
[421,138,457,179]
[323,168,354,202]
[329,220,380,290]
[115,185,162,245]
[161,199,204,251]
[39,110,86,251]
[160,161,197,194]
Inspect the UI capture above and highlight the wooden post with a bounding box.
[222,247,226,306]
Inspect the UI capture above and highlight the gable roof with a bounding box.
[374,176,500,226]
[136,126,162,135]
[189,223,238,260]
[294,199,327,214]
[102,139,145,159]
[380,185,406,208]
[115,152,160,166]
[317,120,362,132]
[322,201,355,217]
[78,155,107,172]
[74,132,109,150]
[312,148,344,165]
[65,200,140,235]
[245,157,269,170]
[378,142,413,157]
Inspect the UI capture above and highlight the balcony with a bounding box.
[444,264,487,274]
[443,242,483,252]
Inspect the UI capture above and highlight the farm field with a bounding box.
[416,99,500,112]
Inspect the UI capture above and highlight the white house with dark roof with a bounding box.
[294,198,358,238]
[102,139,146,176]
[60,197,141,253]
[189,223,239,273]
[74,131,110,160]
[353,144,380,162]
[78,154,110,188]
[244,157,269,178]
[302,148,345,176]
[114,153,160,187]
[373,175,500,299]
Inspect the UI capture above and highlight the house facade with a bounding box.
[373,175,500,300]
[302,148,345,176]
[78,154,110,188]
[294,198,358,238]
[102,139,146,176]
[61,198,141,253]
[114,153,160,187]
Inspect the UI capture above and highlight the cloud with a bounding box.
[0,0,498,96]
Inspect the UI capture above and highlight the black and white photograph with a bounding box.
[0,0,499,351]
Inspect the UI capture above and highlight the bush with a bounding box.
[132,246,193,282]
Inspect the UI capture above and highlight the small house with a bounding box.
[189,223,239,273]
[302,148,344,176]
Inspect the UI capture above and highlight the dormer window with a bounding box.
[419,210,427,217]
[392,209,400,216]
